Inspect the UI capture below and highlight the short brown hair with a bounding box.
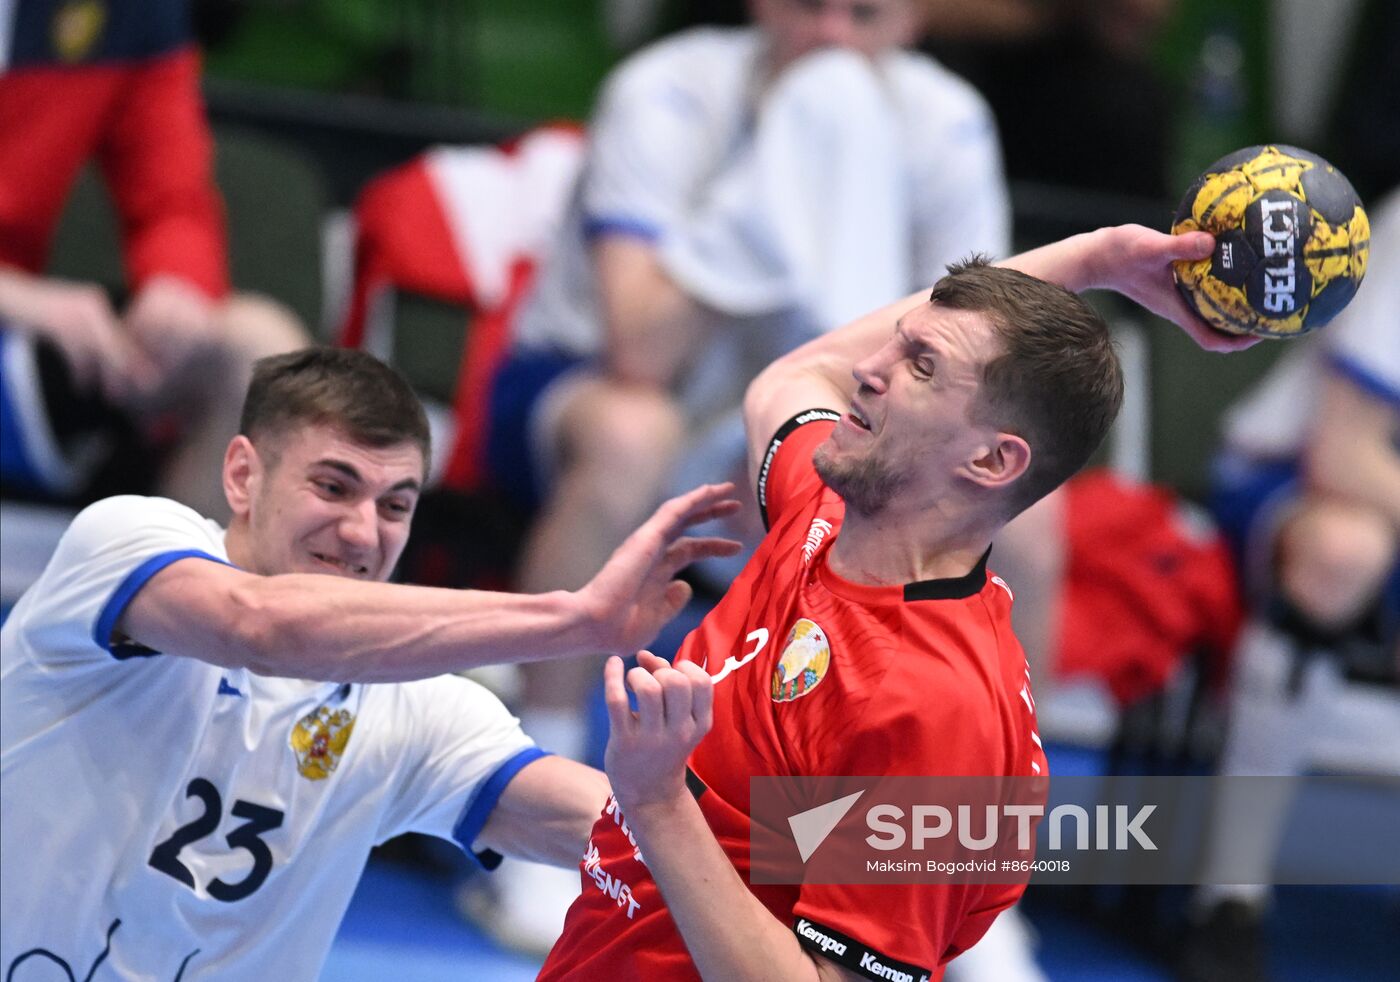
[239,347,431,471]
[930,258,1123,514]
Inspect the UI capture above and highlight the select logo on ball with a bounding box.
[1255,191,1305,315]
[1171,144,1369,338]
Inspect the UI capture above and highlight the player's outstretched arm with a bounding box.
[474,756,611,867]
[118,484,741,683]
[603,653,863,982]
[999,224,1259,352]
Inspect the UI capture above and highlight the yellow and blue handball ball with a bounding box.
[1171,144,1370,338]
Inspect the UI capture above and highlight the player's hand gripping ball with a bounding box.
[1171,145,1369,338]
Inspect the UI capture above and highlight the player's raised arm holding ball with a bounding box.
[554,214,1359,982]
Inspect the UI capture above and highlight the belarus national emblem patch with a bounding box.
[290,705,356,780]
[771,618,832,703]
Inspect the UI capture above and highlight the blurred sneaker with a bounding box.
[457,857,581,958]
[1178,899,1269,982]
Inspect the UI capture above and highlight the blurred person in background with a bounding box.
[0,0,305,520]
[920,0,1177,200]
[682,0,1179,197]
[475,0,1012,950]
[1179,187,1400,982]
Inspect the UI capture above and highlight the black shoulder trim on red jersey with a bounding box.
[685,767,708,801]
[792,917,933,982]
[902,546,991,602]
[757,409,842,531]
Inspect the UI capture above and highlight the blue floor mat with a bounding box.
[323,860,541,982]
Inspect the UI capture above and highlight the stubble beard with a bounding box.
[812,442,909,518]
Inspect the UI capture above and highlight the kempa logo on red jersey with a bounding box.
[858,951,930,982]
[795,919,846,957]
[801,518,833,563]
[793,917,932,982]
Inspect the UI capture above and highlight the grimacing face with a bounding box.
[814,303,1003,517]
[233,422,424,582]
[751,0,919,71]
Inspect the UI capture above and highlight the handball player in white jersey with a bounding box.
[0,346,738,980]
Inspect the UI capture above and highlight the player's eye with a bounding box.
[314,480,345,497]
[380,498,413,520]
[851,3,881,24]
[910,359,934,379]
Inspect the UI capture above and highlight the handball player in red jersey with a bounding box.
[538,225,1251,982]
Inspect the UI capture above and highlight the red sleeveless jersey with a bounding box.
[539,411,1046,981]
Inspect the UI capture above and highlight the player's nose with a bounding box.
[852,348,890,394]
[337,499,379,552]
[814,8,859,47]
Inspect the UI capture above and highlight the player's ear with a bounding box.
[223,435,261,518]
[963,432,1031,491]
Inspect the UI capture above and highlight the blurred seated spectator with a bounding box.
[677,0,1189,199]
[0,0,306,518]
[919,0,1178,200]
[1179,187,1400,982]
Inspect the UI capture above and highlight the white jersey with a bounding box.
[1,496,541,980]
[512,27,1010,364]
[1221,189,1400,459]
